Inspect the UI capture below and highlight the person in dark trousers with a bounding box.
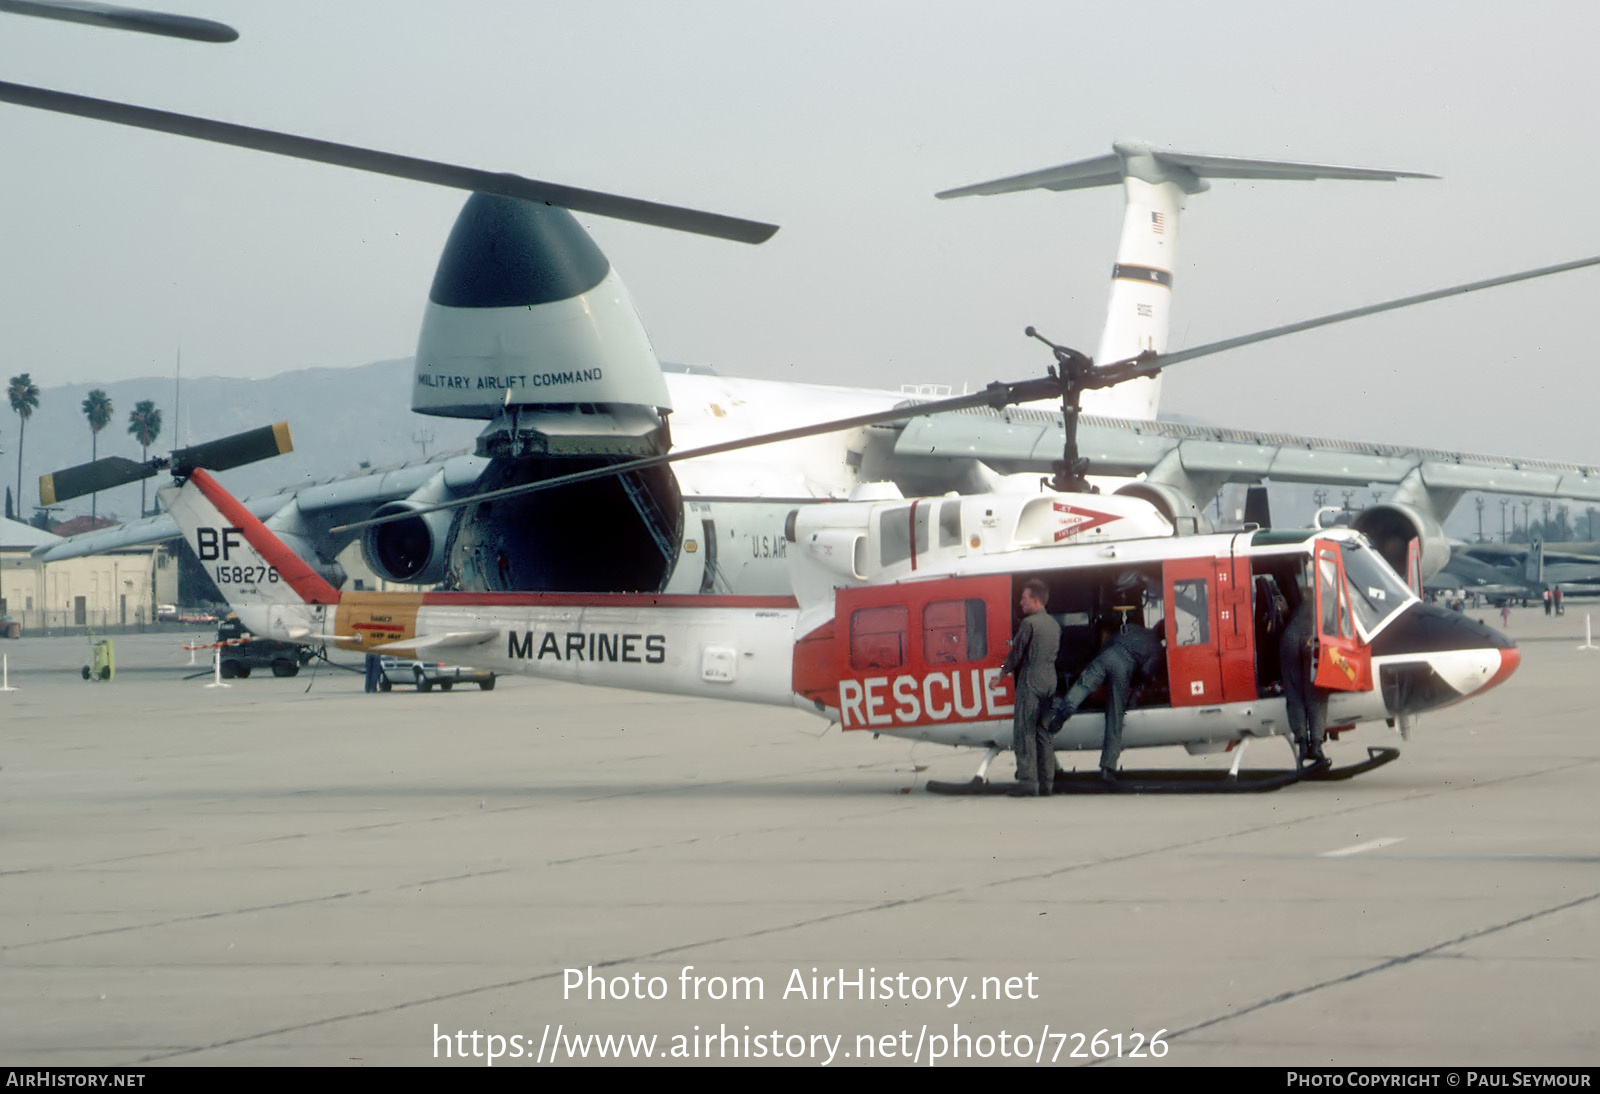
[999,578,1060,797]
[1279,591,1328,766]
[1048,617,1164,783]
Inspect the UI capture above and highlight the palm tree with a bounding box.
[82,389,114,523]
[127,400,162,517]
[7,374,40,518]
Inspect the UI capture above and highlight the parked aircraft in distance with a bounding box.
[1429,538,1600,602]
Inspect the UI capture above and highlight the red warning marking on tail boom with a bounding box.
[188,468,340,604]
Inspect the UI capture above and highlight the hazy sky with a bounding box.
[3,1,1598,467]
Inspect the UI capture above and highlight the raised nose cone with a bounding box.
[429,193,610,308]
[413,193,668,419]
[1373,602,1519,715]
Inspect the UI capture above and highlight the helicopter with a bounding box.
[0,3,1568,789]
[149,326,1521,794]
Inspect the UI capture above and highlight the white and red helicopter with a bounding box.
[153,353,1521,794]
[0,1,1567,791]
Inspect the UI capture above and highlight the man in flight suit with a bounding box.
[1279,590,1328,766]
[999,578,1060,797]
[1049,617,1164,783]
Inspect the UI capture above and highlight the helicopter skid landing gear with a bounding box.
[1300,746,1400,782]
[927,746,1400,795]
[924,745,1005,794]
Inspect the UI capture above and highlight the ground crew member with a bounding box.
[1279,592,1328,766]
[1049,618,1164,783]
[999,578,1060,797]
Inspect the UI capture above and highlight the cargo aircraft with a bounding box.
[24,108,1600,602]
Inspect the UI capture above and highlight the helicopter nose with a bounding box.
[1370,601,1519,715]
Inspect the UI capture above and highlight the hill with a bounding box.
[4,359,481,520]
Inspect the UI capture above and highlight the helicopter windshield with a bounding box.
[1339,537,1413,638]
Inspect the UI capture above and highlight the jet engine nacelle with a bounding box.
[361,500,454,586]
[1352,502,1450,581]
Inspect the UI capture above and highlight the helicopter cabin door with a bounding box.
[1162,558,1224,707]
[821,574,1012,732]
[1312,538,1373,692]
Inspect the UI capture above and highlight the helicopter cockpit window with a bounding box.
[878,506,930,567]
[1338,539,1413,637]
[850,605,908,670]
[1170,578,1210,647]
[923,598,988,663]
[1317,550,1354,639]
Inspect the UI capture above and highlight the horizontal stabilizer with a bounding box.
[370,630,499,653]
[1154,149,1436,182]
[937,141,1436,199]
[936,153,1124,198]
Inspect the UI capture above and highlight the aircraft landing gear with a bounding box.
[927,745,1401,795]
[926,745,1004,794]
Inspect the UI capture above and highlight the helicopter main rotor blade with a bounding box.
[330,378,1069,534]
[0,0,237,41]
[1117,253,1600,373]
[0,81,779,245]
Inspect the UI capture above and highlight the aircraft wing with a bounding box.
[31,501,257,561]
[32,450,489,563]
[891,405,1600,503]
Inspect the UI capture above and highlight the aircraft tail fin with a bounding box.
[938,141,1436,419]
[164,468,341,612]
[1525,537,1545,585]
